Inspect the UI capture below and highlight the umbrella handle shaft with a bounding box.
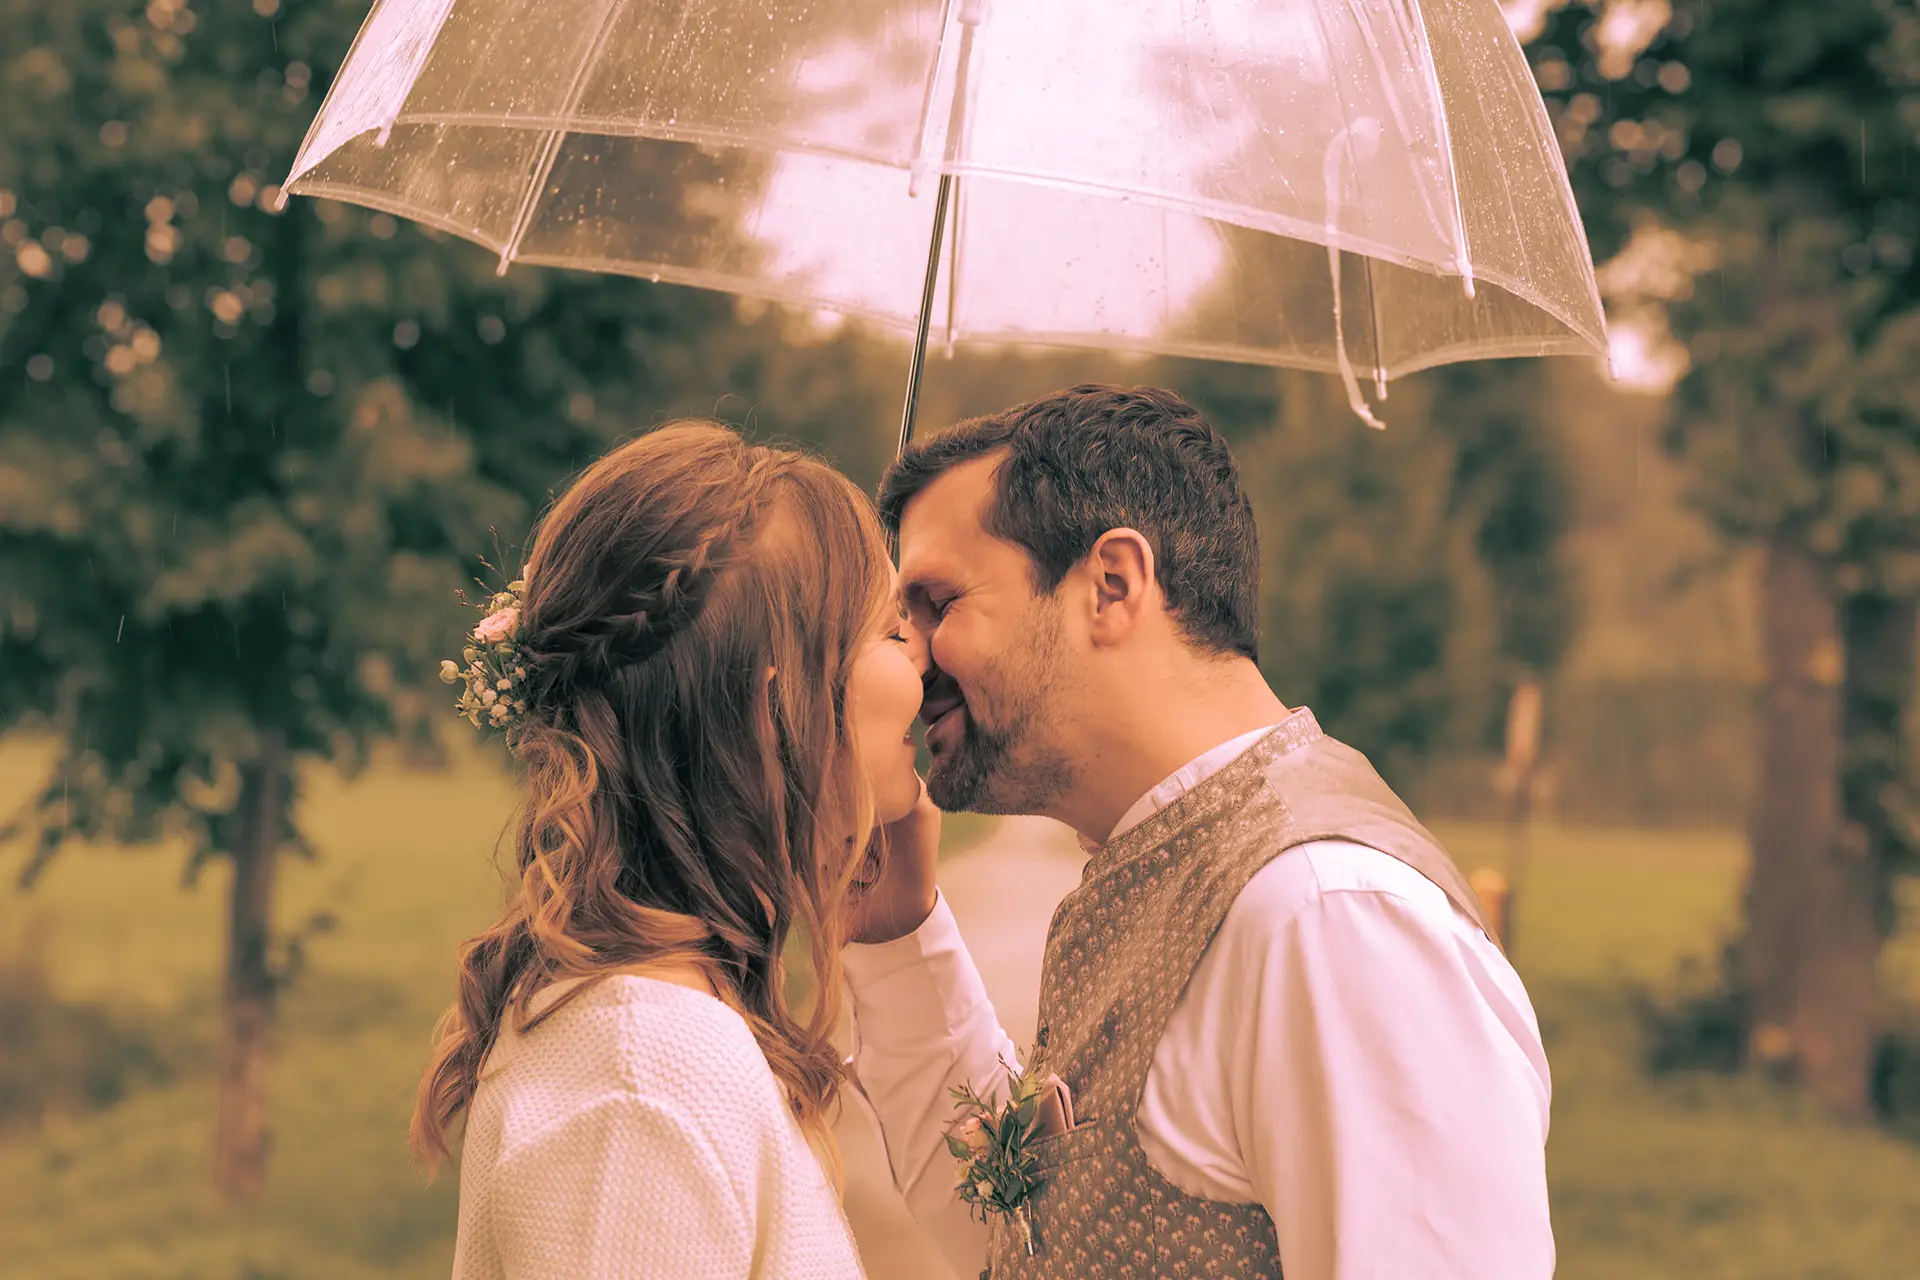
[897,172,955,456]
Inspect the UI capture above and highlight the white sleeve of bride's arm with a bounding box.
[842,890,1021,1274]
[490,1094,753,1279]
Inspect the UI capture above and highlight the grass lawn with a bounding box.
[0,743,1916,1279]
[1437,820,1920,1280]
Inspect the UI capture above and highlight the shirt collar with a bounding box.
[1105,721,1288,844]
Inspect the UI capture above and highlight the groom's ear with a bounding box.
[1083,528,1157,644]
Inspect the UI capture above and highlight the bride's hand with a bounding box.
[847,777,941,945]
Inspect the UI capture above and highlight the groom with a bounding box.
[842,386,1554,1279]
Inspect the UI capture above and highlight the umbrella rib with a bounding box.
[496,0,627,275]
[1363,255,1387,399]
[1406,0,1476,295]
[907,0,962,195]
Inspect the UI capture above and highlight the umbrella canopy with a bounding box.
[283,0,1605,427]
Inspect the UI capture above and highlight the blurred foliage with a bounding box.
[0,0,899,882]
[0,919,181,1130]
[1633,929,1920,1138]
[1157,357,1577,778]
[1528,0,1920,876]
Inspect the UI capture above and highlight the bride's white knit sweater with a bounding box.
[451,974,865,1280]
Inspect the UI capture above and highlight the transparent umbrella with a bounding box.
[280,0,1606,442]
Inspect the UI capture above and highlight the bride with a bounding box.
[410,421,939,1278]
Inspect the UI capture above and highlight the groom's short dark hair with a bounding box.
[877,384,1260,663]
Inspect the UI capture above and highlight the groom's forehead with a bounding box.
[897,459,994,564]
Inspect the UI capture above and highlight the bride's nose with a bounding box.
[901,619,934,677]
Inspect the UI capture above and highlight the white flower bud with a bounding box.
[481,688,497,705]
[496,678,512,691]
[975,1180,993,1199]
[439,660,460,684]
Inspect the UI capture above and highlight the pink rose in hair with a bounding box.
[474,607,519,643]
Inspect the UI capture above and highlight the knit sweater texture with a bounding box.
[451,974,865,1280]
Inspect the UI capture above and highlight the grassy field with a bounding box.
[1,745,1918,1279]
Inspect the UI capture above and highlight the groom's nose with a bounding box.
[899,620,934,677]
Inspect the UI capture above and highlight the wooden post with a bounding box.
[1501,679,1543,958]
[1467,866,1510,951]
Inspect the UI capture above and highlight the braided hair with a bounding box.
[413,421,897,1182]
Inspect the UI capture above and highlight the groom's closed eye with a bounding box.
[900,584,952,627]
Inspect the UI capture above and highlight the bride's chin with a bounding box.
[871,772,922,826]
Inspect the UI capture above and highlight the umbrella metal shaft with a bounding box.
[897,172,956,457]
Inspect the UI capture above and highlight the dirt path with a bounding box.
[835,816,1088,1280]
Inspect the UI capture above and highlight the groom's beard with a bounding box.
[926,706,1074,816]
[925,631,1074,816]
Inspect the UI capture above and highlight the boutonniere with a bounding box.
[945,1049,1075,1256]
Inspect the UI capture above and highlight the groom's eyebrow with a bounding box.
[896,568,952,610]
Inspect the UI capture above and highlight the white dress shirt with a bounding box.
[842,725,1554,1279]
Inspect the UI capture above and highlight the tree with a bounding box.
[0,0,895,1199]
[1526,0,1920,1115]
[1135,355,1579,781]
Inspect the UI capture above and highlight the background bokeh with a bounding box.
[4,1,1920,1277]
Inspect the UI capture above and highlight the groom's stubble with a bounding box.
[924,592,1077,818]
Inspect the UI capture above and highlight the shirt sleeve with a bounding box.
[489,1093,755,1280]
[841,890,1021,1277]
[1228,881,1555,1280]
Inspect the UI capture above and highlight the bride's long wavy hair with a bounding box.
[410,421,897,1177]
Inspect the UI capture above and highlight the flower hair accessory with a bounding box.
[439,577,531,731]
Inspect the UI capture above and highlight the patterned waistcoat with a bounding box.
[982,710,1496,1279]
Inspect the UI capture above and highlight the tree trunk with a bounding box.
[1743,540,1907,1119]
[213,731,286,1202]
[1801,591,1915,1114]
[1743,540,1844,1084]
